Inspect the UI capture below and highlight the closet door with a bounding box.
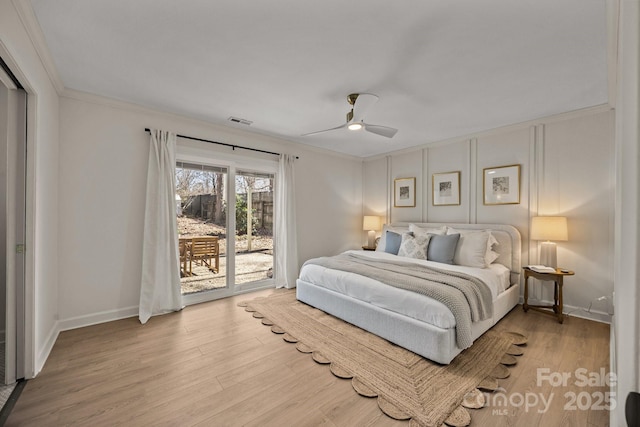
[0,61,27,384]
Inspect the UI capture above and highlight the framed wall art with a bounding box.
[483,164,521,205]
[394,177,416,207]
[432,171,461,206]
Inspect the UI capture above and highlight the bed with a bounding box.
[296,222,522,364]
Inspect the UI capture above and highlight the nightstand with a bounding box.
[523,267,574,323]
[362,246,376,251]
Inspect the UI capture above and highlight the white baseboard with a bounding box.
[58,306,139,332]
[565,306,612,323]
[518,296,612,324]
[31,306,138,378]
[35,321,59,378]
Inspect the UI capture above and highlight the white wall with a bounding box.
[0,84,8,343]
[541,113,615,320]
[57,92,362,326]
[613,0,639,424]
[294,144,363,263]
[362,156,388,244]
[0,0,60,377]
[363,108,615,322]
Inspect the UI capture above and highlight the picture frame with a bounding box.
[432,171,461,206]
[394,177,416,207]
[483,164,521,205]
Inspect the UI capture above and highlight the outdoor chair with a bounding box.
[178,238,190,277]
[189,236,220,275]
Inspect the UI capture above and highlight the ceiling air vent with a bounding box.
[228,116,253,126]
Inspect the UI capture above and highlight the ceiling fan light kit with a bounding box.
[303,93,398,138]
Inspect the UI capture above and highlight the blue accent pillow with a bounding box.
[427,233,460,264]
[383,230,402,255]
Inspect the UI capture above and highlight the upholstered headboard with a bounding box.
[389,222,522,284]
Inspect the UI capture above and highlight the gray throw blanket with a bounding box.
[303,253,493,349]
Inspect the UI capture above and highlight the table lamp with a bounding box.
[363,216,381,249]
[530,216,568,268]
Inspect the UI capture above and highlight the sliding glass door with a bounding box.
[234,170,274,289]
[175,156,276,304]
[175,162,228,296]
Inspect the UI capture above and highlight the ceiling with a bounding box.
[29,0,609,158]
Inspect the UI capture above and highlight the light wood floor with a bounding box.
[7,289,610,426]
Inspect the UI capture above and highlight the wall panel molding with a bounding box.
[469,138,477,223]
[363,109,615,340]
[386,155,392,223]
[528,124,544,299]
[422,148,429,222]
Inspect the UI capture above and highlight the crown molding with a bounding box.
[12,0,65,94]
[60,88,363,162]
[63,88,612,165]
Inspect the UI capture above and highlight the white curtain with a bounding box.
[274,154,299,288]
[139,129,182,323]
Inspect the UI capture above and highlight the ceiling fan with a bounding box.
[302,93,398,138]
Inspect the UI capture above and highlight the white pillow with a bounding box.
[447,228,498,268]
[409,224,447,236]
[448,228,500,263]
[397,232,431,260]
[376,224,409,252]
[486,233,500,264]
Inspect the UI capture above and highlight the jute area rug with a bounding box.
[239,290,526,427]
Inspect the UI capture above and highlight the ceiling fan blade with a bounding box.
[301,123,347,136]
[303,93,397,138]
[363,123,398,138]
[351,93,379,122]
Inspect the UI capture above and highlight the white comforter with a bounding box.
[298,250,511,330]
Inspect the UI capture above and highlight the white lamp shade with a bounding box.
[530,216,568,241]
[363,215,381,231]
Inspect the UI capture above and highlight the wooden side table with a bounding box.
[522,267,575,323]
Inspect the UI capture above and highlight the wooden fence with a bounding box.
[181,191,273,230]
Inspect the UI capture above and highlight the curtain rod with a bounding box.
[144,128,298,159]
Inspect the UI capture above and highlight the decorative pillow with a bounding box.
[409,224,447,236]
[448,228,500,266]
[383,230,402,255]
[447,228,495,268]
[397,232,431,260]
[487,233,500,264]
[376,224,409,252]
[427,233,460,264]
